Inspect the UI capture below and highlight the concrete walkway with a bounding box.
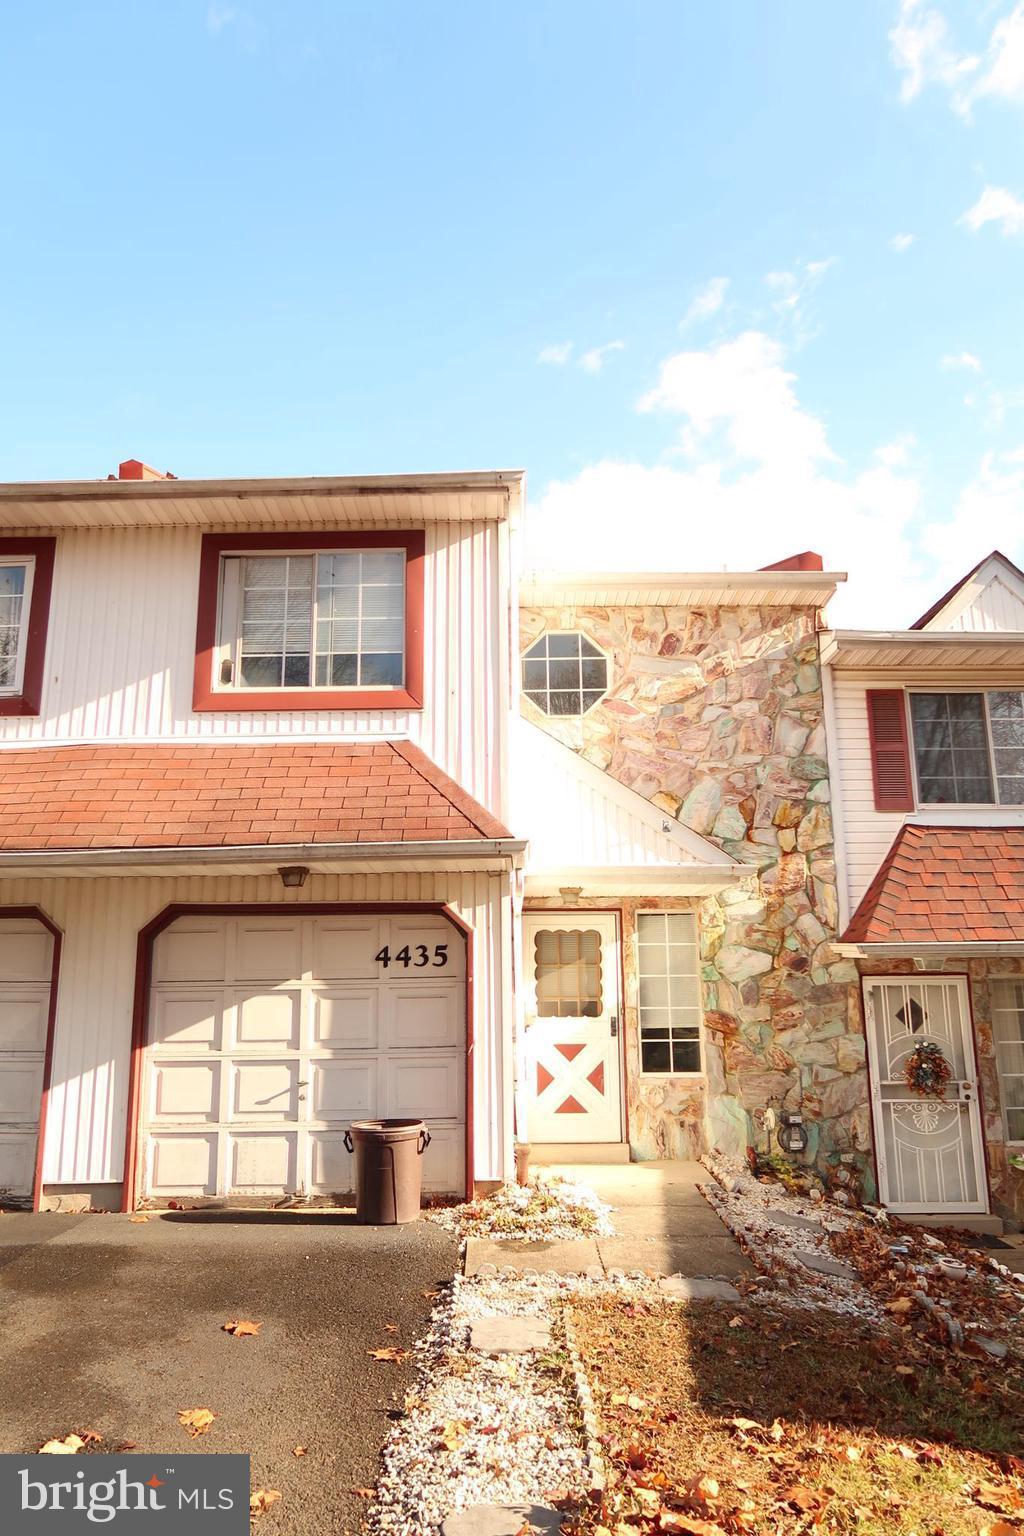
[465,1161,754,1279]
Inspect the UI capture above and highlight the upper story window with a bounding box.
[0,560,34,695]
[522,632,609,716]
[0,538,56,718]
[193,531,424,713]
[910,690,1024,805]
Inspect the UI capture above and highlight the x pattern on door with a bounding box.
[533,1036,610,1119]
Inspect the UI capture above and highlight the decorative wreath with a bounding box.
[904,1040,952,1099]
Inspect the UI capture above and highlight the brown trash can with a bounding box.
[343,1118,432,1224]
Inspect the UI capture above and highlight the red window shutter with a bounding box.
[866,689,914,812]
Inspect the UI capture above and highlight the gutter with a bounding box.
[0,837,528,873]
[834,940,1024,958]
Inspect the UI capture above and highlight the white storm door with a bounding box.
[863,976,987,1214]
[523,913,622,1143]
[0,920,53,1204]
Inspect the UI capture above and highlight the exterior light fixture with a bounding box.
[278,865,310,889]
[777,1110,809,1156]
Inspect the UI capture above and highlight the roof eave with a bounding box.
[0,838,528,877]
[835,940,1024,958]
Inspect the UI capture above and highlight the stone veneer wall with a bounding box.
[858,956,1024,1226]
[521,602,870,1187]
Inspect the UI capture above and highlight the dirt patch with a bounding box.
[569,1291,1024,1535]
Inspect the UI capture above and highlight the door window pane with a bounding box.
[909,693,993,803]
[637,912,701,1074]
[992,979,1024,1143]
[533,929,603,1018]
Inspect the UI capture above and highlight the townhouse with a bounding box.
[0,460,1019,1233]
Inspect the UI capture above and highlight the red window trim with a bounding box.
[0,537,56,718]
[192,530,425,713]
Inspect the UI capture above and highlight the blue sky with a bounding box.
[1,2,1023,623]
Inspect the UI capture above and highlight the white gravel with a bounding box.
[426,1174,615,1243]
[367,1274,593,1536]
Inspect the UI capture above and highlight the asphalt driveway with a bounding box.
[0,1209,458,1534]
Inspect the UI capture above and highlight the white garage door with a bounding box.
[0,918,54,1205]
[141,912,466,1202]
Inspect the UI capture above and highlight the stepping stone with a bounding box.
[442,1506,563,1536]
[797,1252,856,1280]
[771,1209,823,1233]
[469,1316,552,1354]
[658,1276,741,1302]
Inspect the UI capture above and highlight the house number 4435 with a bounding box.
[374,943,449,968]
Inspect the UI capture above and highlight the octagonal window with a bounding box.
[522,632,609,716]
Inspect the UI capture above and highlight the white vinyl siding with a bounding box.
[992,979,1024,1144]
[829,677,908,916]
[0,522,509,818]
[0,870,512,1191]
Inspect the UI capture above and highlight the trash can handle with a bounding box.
[418,1127,432,1154]
[343,1128,354,1153]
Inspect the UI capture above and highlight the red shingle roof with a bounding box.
[841,824,1024,945]
[0,741,512,850]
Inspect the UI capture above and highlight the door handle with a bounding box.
[609,1015,618,1038]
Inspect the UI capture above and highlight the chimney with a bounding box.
[759,551,824,573]
[109,458,177,481]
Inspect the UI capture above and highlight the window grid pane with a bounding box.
[0,563,28,693]
[636,912,701,1074]
[909,692,993,804]
[992,979,1024,1142]
[522,632,608,716]
[989,691,1024,804]
[533,929,603,1018]
[234,549,405,691]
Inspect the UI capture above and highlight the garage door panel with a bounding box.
[235,921,303,981]
[420,1124,463,1193]
[148,1133,217,1197]
[151,1061,219,1122]
[312,1059,378,1121]
[150,993,221,1051]
[387,985,462,1049]
[388,1056,463,1120]
[309,1131,352,1193]
[312,920,381,980]
[0,1061,45,1122]
[0,996,49,1053]
[233,990,300,1050]
[0,929,51,983]
[229,1133,296,1193]
[154,924,227,983]
[387,919,466,981]
[0,1133,36,1198]
[230,1061,298,1120]
[313,991,379,1050]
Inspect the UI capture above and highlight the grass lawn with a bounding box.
[569,1293,1024,1536]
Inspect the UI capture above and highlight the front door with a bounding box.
[523,913,622,1143]
[863,976,987,1214]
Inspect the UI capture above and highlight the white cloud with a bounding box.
[537,342,573,366]
[681,276,729,329]
[525,329,1024,628]
[889,0,978,104]
[941,351,983,372]
[968,2,1024,109]
[890,0,1024,115]
[579,340,625,374]
[207,4,238,33]
[890,232,916,252]
[960,184,1024,234]
[762,258,835,345]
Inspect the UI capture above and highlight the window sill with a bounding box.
[193,686,423,713]
[638,1071,706,1082]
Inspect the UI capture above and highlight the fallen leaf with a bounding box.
[438,1420,470,1452]
[222,1319,262,1337]
[178,1408,217,1438]
[842,1445,862,1463]
[422,1290,440,1299]
[250,1489,281,1517]
[610,1391,647,1410]
[895,1364,915,1377]
[38,1434,85,1455]
[368,1347,411,1363]
[129,1215,150,1224]
[79,1431,103,1446]
[728,1417,763,1436]
[383,1323,399,1334]
[727,1316,744,1329]
[657,1514,727,1536]
[350,1488,375,1500]
[886,1297,914,1315]
[781,1485,821,1514]
[980,1525,1021,1536]
[292,1446,307,1458]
